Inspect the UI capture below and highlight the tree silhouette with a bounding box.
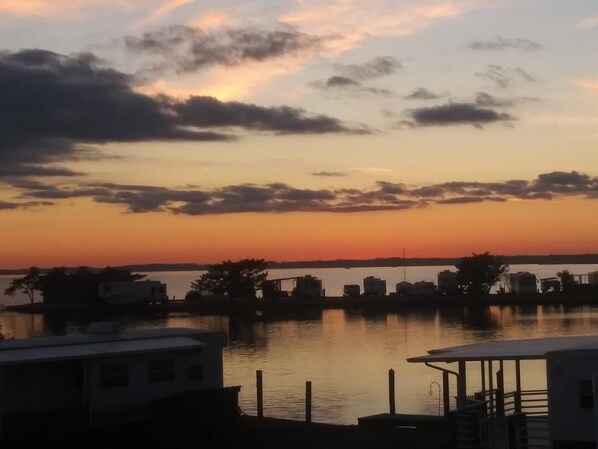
[557,270,576,293]
[456,252,509,296]
[188,259,268,300]
[4,266,41,304]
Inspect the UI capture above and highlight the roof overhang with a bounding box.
[407,335,598,364]
[0,336,205,366]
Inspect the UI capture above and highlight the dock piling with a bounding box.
[306,380,312,422]
[389,368,396,415]
[256,370,264,417]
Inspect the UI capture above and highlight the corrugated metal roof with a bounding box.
[0,326,225,366]
[0,337,205,365]
[407,335,598,363]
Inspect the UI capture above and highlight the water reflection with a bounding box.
[1,304,598,424]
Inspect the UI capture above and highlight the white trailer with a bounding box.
[98,280,168,305]
[509,271,538,294]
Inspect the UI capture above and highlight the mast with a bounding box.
[403,248,406,282]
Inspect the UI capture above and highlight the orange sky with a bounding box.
[1,197,596,269]
[0,0,597,269]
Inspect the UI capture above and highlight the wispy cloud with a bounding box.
[9,171,598,214]
[573,78,598,94]
[468,36,542,51]
[0,0,130,19]
[576,16,598,30]
[125,25,332,74]
[279,1,489,42]
[135,0,195,28]
[311,171,348,177]
[475,64,536,88]
[311,56,399,96]
[404,87,444,100]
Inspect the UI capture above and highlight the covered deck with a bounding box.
[407,336,598,448]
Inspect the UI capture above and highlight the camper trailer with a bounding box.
[293,275,323,299]
[437,270,459,295]
[509,271,538,294]
[99,280,168,305]
[363,276,386,297]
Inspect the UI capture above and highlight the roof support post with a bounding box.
[481,360,486,398]
[424,363,458,413]
[457,360,467,410]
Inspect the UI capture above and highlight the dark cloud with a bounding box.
[475,64,536,88]
[11,171,596,215]
[125,25,330,73]
[404,88,443,100]
[468,36,542,51]
[175,96,365,134]
[407,102,514,127]
[0,49,364,178]
[334,57,402,81]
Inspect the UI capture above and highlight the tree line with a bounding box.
[4,266,144,304]
[6,252,584,305]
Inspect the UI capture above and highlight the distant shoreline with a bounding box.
[2,253,598,275]
[6,292,598,315]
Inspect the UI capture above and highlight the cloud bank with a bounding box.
[7,171,597,215]
[0,49,366,178]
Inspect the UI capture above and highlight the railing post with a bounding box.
[389,368,396,415]
[306,381,312,422]
[496,368,505,417]
[256,370,264,417]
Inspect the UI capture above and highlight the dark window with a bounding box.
[102,284,111,292]
[580,380,594,409]
[188,365,204,382]
[100,362,129,388]
[148,359,175,383]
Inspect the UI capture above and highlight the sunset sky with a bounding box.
[1,0,597,269]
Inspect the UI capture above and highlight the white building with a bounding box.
[0,323,230,436]
[509,271,538,294]
[395,281,413,296]
[98,280,168,304]
[363,276,386,296]
[410,281,436,296]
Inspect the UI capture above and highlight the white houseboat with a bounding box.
[408,335,598,449]
[0,322,235,439]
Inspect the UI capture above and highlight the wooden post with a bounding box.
[389,369,396,415]
[515,360,522,413]
[457,361,467,410]
[442,371,450,416]
[306,381,312,423]
[256,370,263,417]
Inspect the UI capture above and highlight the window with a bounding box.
[579,380,594,409]
[102,284,111,292]
[148,358,175,383]
[188,365,204,382]
[100,362,129,388]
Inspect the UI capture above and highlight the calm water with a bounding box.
[0,264,597,424]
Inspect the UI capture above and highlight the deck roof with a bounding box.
[407,335,598,363]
